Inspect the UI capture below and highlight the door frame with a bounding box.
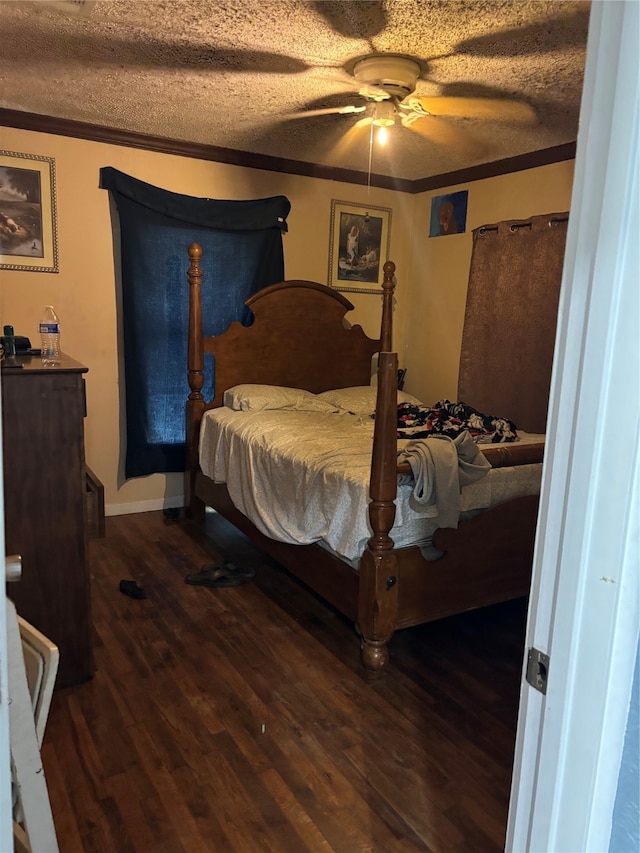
[0,365,15,847]
[507,2,640,850]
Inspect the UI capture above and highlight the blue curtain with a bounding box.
[100,167,290,478]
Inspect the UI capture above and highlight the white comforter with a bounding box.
[199,408,543,562]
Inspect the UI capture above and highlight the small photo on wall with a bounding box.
[429,190,468,237]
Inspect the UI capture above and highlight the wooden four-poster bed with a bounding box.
[184,243,544,672]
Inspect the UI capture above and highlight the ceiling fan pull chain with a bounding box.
[366,114,374,217]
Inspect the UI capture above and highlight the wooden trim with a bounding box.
[0,108,575,193]
[411,143,577,192]
[0,109,412,192]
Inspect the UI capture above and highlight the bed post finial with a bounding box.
[380,261,396,353]
[186,243,205,518]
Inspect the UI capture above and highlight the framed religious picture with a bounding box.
[0,150,59,272]
[328,199,391,294]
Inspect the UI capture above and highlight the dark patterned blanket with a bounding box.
[393,399,519,443]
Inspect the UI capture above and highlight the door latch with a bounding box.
[4,554,22,583]
[526,647,550,694]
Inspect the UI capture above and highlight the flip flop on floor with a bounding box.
[223,561,256,579]
[185,564,245,588]
[119,579,147,599]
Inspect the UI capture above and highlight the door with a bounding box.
[0,362,15,847]
[507,2,640,850]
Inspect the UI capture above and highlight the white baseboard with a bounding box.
[105,495,184,517]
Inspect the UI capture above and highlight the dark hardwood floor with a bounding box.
[39,509,528,852]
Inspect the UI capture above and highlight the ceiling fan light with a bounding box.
[372,101,395,127]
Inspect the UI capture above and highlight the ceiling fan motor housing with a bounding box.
[353,54,422,99]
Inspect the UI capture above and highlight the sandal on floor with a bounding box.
[223,561,256,579]
[184,565,245,588]
[119,579,147,599]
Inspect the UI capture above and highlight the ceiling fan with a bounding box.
[7,0,585,166]
[285,53,538,149]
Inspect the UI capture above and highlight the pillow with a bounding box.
[223,384,339,413]
[317,385,423,415]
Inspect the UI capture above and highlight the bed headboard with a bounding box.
[186,243,397,408]
[205,280,381,402]
[185,244,396,501]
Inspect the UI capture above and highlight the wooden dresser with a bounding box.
[2,353,93,689]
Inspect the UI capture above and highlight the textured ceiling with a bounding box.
[0,0,591,181]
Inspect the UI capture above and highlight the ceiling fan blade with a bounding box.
[281,105,367,121]
[1,17,312,74]
[404,115,488,158]
[454,8,591,58]
[409,96,537,124]
[310,1,388,38]
[331,119,375,162]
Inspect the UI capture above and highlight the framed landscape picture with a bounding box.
[328,199,391,294]
[0,150,59,272]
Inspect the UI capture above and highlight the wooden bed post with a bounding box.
[379,260,395,353]
[358,261,399,673]
[185,243,206,520]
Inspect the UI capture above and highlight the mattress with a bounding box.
[199,407,543,562]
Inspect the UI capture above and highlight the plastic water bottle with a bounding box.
[39,306,61,364]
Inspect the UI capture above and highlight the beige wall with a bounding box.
[0,127,412,512]
[402,162,575,406]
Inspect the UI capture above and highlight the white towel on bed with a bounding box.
[397,431,492,526]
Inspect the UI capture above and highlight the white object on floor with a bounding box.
[17,614,59,747]
[7,599,59,852]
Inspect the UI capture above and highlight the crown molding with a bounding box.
[411,142,577,192]
[0,109,575,194]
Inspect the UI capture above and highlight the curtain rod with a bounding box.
[478,216,569,236]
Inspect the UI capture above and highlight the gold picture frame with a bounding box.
[328,199,391,294]
[0,150,59,273]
